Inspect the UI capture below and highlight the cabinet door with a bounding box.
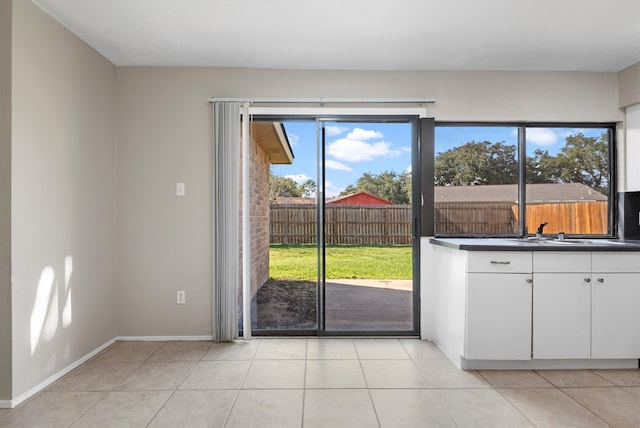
[533,273,591,359]
[591,273,640,359]
[466,273,532,360]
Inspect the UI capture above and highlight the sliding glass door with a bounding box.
[252,116,419,335]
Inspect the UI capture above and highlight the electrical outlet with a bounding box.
[176,182,185,196]
[176,290,186,304]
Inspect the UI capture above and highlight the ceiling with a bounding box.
[32,0,640,72]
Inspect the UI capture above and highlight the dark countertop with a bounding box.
[429,238,640,251]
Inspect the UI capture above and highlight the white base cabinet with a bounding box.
[532,252,640,360]
[467,273,532,360]
[423,241,640,369]
[465,251,532,360]
[533,273,591,359]
[591,273,640,358]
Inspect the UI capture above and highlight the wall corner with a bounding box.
[0,0,13,402]
[619,62,640,108]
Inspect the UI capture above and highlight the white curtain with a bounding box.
[212,102,240,342]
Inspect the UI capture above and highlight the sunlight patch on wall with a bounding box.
[30,266,58,354]
[63,256,73,327]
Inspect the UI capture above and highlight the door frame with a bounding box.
[251,113,422,337]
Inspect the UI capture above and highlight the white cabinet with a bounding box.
[533,252,640,360]
[533,273,591,359]
[467,273,532,360]
[591,252,640,359]
[424,241,640,369]
[465,252,532,360]
[591,273,640,358]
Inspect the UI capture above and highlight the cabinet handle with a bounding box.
[597,278,604,283]
[526,278,533,284]
[490,261,511,265]
[584,278,591,283]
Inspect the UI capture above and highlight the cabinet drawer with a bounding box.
[467,252,531,273]
[533,252,590,272]
[592,252,640,273]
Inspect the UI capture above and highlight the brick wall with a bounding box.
[249,139,271,295]
[238,135,271,308]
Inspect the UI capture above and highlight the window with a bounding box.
[433,123,614,237]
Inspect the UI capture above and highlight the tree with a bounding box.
[555,132,609,194]
[299,179,317,197]
[434,133,609,195]
[526,148,562,184]
[340,170,411,204]
[434,141,518,186]
[269,172,316,202]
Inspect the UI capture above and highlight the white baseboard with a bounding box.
[117,335,214,341]
[3,336,217,408]
[7,338,117,409]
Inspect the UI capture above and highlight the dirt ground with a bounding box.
[254,279,317,329]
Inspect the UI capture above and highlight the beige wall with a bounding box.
[115,68,213,336]
[11,0,117,398]
[619,62,640,108]
[0,0,12,402]
[115,66,623,336]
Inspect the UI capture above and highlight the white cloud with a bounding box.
[325,159,352,171]
[285,173,313,185]
[346,128,383,140]
[405,165,412,173]
[286,132,299,147]
[327,138,402,162]
[324,181,343,198]
[325,126,349,137]
[527,128,558,146]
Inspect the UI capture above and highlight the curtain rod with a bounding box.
[208,97,435,104]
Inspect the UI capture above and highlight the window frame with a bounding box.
[430,122,617,238]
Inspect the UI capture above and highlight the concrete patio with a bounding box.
[324,280,413,331]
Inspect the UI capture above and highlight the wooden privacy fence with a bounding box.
[270,204,412,245]
[435,203,516,235]
[436,201,608,235]
[517,200,608,235]
[271,200,608,244]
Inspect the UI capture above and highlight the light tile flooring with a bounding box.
[2,338,640,427]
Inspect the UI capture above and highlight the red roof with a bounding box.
[326,191,394,205]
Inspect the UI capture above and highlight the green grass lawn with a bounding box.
[269,244,412,280]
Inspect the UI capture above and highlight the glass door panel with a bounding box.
[252,120,318,331]
[320,120,415,332]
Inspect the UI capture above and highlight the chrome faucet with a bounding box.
[536,222,548,238]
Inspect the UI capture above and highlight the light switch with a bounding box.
[176,290,185,304]
[176,182,185,196]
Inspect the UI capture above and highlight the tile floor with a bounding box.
[1,338,640,427]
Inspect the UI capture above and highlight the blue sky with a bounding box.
[435,126,606,157]
[272,122,607,197]
[272,121,413,197]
